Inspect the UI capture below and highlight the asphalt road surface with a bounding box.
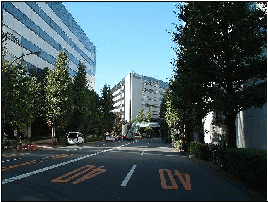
[1,138,266,201]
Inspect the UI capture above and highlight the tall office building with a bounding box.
[2,2,96,90]
[111,72,168,126]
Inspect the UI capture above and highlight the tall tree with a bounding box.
[2,59,38,135]
[2,32,38,136]
[71,61,88,133]
[146,106,152,123]
[136,109,144,123]
[86,89,102,136]
[45,50,73,134]
[172,2,267,147]
[100,84,116,134]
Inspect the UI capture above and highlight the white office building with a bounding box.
[111,72,168,134]
[2,2,96,90]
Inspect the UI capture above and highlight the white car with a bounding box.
[67,132,84,145]
[106,134,115,142]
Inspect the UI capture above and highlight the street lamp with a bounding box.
[10,51,41,65]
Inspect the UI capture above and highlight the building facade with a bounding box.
[111,72,168,134]
[2,2,96,90]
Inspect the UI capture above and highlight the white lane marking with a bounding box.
[141,151,144,155]
[2,141,138,185]
[121,165,137,187]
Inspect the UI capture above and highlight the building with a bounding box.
[2,2,96,90]
[111,72,168,135]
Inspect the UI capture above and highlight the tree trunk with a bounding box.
[198,119,204,143]
[225,113,237,148]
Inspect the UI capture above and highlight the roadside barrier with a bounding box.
[26,142,30,151]
[32,143,37,151]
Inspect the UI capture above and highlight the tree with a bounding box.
[2,59,38,135]
[30,67,50,138]
[136,109,144,123]
[84,89,102,136]
[2,31,38,136]
[71,62,89,133]
[172,2,267,147]
[100,84,116,135]
[45,50,73,134]
[146,106,152,123]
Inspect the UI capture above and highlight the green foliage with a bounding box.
[189,141,209,161]
[45,50,73,131]
[1,33,116,139]
[218,148,267,192]
[2,58,38,132]
[71,62,90,134]
[174,139,184,151]
[100,84,116,134]
[171,2,267,147]
[136,109,144,123]
[144,126,152,134]
[85,135,104,142]
[146,106,152,123]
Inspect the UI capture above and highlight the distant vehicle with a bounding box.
[135,135,143,140]
[67,132,84,145]
[106,134,115,142]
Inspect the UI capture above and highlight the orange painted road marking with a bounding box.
[72,165,106,184]
[2,154,74,172]
[2,160,37,171]
[159,169,192,191]
[51,165,107,184]
[159,169,178,190]
[174,170,191,191]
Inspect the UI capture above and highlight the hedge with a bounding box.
[85,136,104,142]
[218,148,267,192]
[189,141,209,161]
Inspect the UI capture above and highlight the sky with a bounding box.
[63,2,180,95]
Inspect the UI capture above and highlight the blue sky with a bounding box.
[63,2,180,95]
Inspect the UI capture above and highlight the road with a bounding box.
[1,138,266,201]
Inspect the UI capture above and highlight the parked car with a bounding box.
[67,132,84,145]
[106,134,115,142]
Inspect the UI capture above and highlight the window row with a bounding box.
[3,2,95,76]
[47,2,96,55]
[26,2,96,70]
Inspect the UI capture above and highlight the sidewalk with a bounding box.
[2,139,59,155]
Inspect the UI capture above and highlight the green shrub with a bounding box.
[218,148,267,192]
[85,136,104,142]
[189,141,209,161]
[174,140,184,151]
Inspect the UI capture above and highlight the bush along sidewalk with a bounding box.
[183,141,267,194]
[218,147,267,194]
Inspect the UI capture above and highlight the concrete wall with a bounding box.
[204,104,267,149]
[124,74,131,123]
[131,74,142,122]
[236,104,267,149]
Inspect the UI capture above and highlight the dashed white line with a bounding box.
[121,165,137,187]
